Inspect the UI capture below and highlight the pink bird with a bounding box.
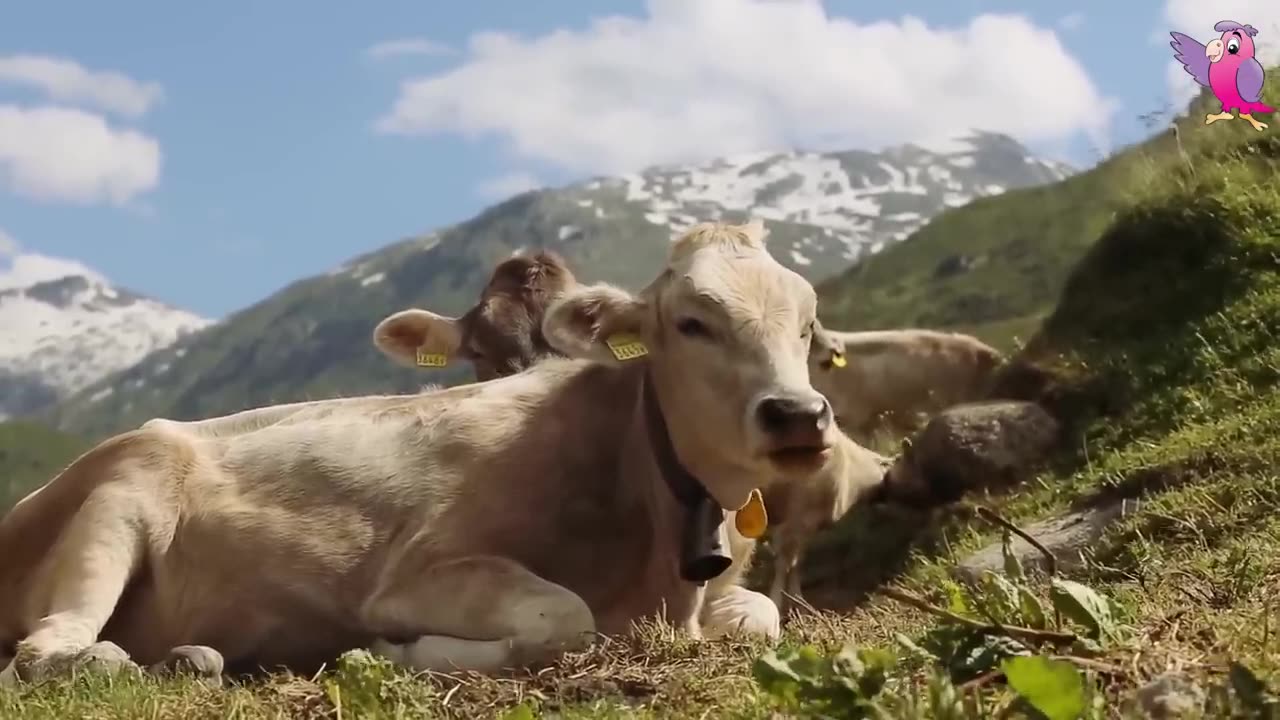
[1170,20,1274,132]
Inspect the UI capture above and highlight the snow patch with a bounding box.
[360,272,385,286]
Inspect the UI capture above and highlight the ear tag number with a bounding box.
[606,333,649,361]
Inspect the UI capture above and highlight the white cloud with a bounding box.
[1162,0,1280,111]
[0,54,162,118]
[0,227,17,256]
[1058,13,1084,31]
[375,0,1114,176]
[366,38,454,60]
[0,105,162,206]
[0,248,105,291]
[477,171,543,200]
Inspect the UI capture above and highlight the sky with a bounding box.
[1,0,1278,319]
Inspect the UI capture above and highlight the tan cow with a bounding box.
[373,251,777,640]
[0,219,835,685]
[808,326,1004,443]
[759,323,1003,610]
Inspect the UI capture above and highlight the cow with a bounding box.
[0,219,838,686]
[375,250,578,382]
[758,324,1004,610]
[807,327,1005,444]
[372,250,776,640]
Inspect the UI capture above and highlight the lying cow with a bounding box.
[0,219,841,685]
[373,250,776,639]
[759,323,1003,609]
[808,326,1005,443]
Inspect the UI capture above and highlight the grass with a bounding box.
[5,88,1280,716]
[0,421,89,515]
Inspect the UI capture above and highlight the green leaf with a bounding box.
[1002,656,1088,720]
[1003,530,1026,581]
[1018,586,1048,630]
[499,703,538,720]
[1049,578,1115,640]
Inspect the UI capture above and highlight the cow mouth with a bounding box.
[767,443,832,472]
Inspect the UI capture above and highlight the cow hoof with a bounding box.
[148,645,224,685]
[76,641,142,679]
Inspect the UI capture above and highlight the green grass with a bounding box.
[0,421,89,515]
[5,86,1280,716]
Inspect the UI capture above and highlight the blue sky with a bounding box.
[0,0,1273,318]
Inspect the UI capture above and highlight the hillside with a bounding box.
[0,421,88,514]
[42,132,1069,439]
[813,122,1195,353]
[0,251,212,419]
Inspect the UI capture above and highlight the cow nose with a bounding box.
[756,394,831,435]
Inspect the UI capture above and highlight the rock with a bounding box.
[882,400,1060,507]
[1131,672,1205,718]
[953,500,1129,583]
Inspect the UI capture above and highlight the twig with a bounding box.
[958,668,1005,691]
[878,586,1077,645]
[970,504,1058,577]
[1047,655,1128,677]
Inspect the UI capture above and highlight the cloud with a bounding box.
[0,227,17,256]
[0,54,162,118]
[1163,0,1280,111]
[477,171,543,200]
[0,248,105,291]
[0,105,162,205]
[375,0,1114,176]
[366,38,454,60]
[1058,13,1084,31]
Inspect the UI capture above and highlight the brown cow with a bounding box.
[374,250,577,382]
[0,219,835,684]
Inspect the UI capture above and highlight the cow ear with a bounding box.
[373,309,463,369]
[542,283,647,365]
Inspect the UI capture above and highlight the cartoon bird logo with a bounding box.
[1170,20,1274,131]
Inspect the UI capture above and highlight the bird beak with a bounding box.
[1206,38,1224,63]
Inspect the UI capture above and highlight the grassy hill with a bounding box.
[0,421,88,514]
[4,83,1280,716]
[813,105,1231,354]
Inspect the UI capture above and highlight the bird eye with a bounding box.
[1228,38,1240,54]
[676,317,710,338]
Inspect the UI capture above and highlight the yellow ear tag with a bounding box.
[605,333,649,361]
[414,348,448,368]
[734,488,768,539]
[831,351,847,368]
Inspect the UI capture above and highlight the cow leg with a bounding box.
[10,490,146,684]
[701,585,780,640]
[361,555,595,674]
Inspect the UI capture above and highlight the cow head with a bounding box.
[373,251,578,381]
[541,219,837,512]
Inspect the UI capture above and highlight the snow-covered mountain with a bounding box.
[0,252,213,419]
[576,130,1074,269]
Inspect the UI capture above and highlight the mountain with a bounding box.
[0,252,213,419]
[41,131,1071,439]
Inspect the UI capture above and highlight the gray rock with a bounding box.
[954,500,1129,583]
[1131,672,1205,718]
[883,400,1060,506]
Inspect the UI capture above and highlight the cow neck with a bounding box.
[640,367,733,586]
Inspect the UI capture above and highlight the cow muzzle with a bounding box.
[753,391,834,473]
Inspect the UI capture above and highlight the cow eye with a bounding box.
[802,320,815,340]
[676,317,710,338]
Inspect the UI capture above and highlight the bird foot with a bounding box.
[1240,114,1268,132]
[1205,112,1234,125]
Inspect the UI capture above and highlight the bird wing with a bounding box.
[1237,57,1266,103]
[1169,32,1212,87]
